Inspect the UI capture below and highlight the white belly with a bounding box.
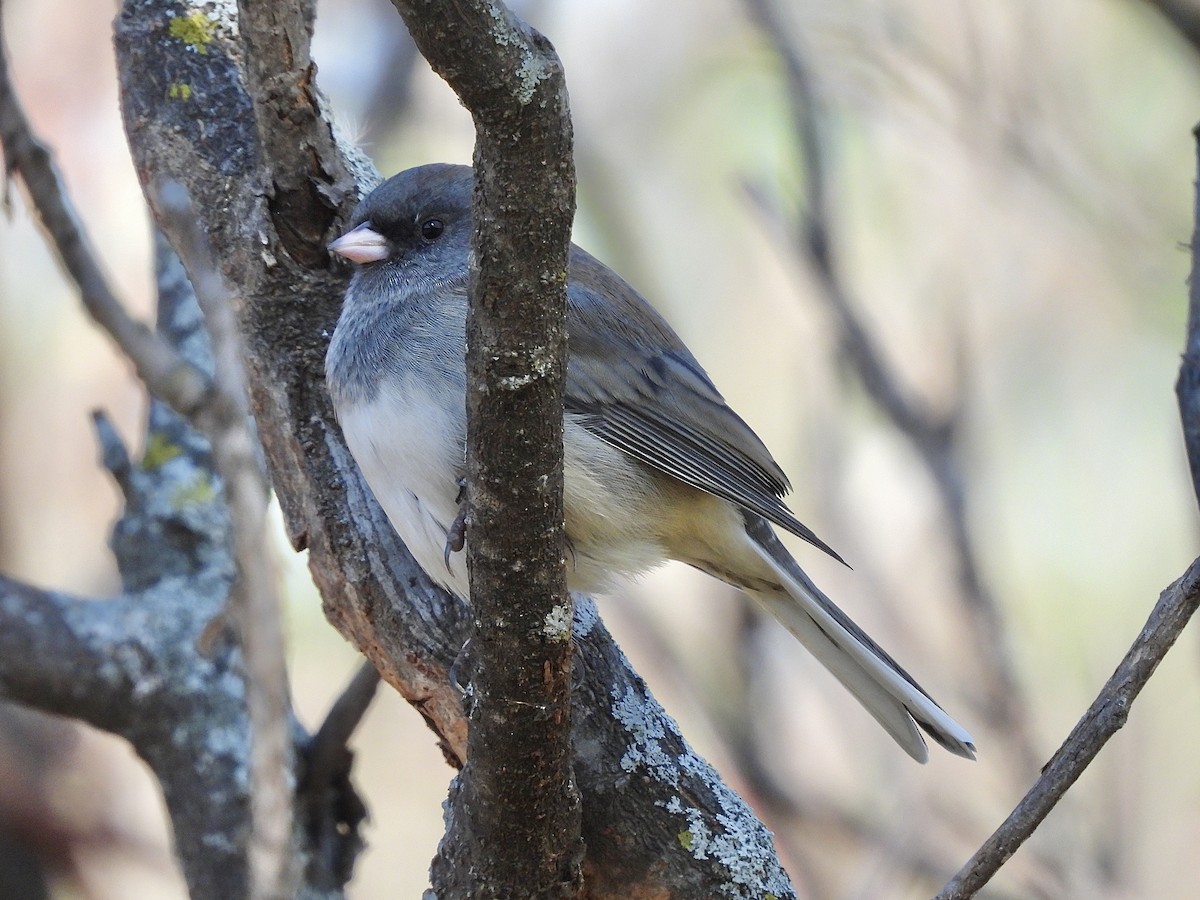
[338,389,470,599]
[339,390,678,602]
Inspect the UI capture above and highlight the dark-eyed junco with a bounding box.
[325,163,975,762]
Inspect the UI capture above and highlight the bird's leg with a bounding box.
[443,476,469,571]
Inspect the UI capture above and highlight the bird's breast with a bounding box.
[337,375,470,598]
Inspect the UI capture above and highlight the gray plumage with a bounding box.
[325,163,976,763]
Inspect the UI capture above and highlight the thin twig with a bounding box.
[0,17,212,421]
[302,662,381,796]
[741,0,1034,764]
[1175,124,1200,508]
[936,119,1200,900]
[935,555,1200,898]
[155,181,295,900]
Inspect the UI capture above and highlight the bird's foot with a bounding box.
[443,477,469,572]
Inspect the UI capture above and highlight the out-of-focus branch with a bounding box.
[0,230,364,898]
[1175,125,1200,507]
[298,662,378,891]
[1145,0,1200,57]
[935,555,1200,899]
[0,16,367,880]
[156,182,294,900]
[3,8,299,889]
[302,662,380,801]
[0,381,255,900]
[742,0,1034,766]
[938,113,1200,900]
[0,15,211,421]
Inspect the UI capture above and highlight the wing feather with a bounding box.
[565,247,843,564]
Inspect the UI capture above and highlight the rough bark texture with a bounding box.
[11,3,806,897]
[386,3,582,896]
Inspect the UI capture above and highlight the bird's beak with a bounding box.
[329,222,392,264]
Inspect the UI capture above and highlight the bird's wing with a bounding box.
[564,247,843,564]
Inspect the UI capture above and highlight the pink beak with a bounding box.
[329,222,392,264]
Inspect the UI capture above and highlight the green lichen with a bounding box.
[168,11,216,54]
[171,472,216,509]
[167,82,193,101]
[141,433,182,471]
[677,829,693,851]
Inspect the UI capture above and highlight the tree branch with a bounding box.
[935,555,1200,898]
[385,2,580,895]
[936,112,1200,900]
[742,0,1034,765]
[1176,124,1200,507]
[237,0,351,267]
[0,19,371,881]
[114,1,799,894]
[0,13,212,421]
[1,24,302,880]
[155,182,295,900]
[0,287,257,898]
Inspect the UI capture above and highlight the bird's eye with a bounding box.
[420,218,445,240]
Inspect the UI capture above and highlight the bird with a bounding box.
[325,163,976,763]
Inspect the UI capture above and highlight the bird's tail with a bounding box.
[742,514,976,763]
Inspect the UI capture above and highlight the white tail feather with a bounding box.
[744,519,976,762]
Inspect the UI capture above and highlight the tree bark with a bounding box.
[387,3,581,896]
[108,1,792,895]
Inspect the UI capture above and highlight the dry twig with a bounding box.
[0,15,212,421]
[741,0,1035,765]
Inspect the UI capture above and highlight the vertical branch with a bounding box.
[387,4,580,896]
[156,184,295,900]
[236,0,350,266]
[937,117,1200,900]
[742,0,1033,762]
[1175,125,1200,507]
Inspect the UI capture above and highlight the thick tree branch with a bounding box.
[116,0,473,774]
[114,1,797,895]
[237,0,351,267]
[386,3,580,895]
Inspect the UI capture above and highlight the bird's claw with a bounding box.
[449,637,472,698]
[444,476,469,571]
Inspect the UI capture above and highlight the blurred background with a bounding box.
[2,0,1199,896]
